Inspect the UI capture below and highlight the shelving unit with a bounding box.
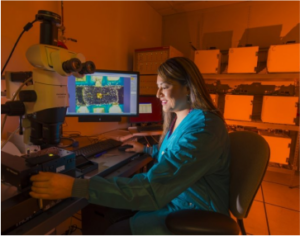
[203,72,299,172]
[203,72,299,81]
[225,119,299,132]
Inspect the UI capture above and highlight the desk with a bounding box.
[132,130,163,137]
[1,142,154,235]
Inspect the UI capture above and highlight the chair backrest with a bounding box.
[229,131,270,219]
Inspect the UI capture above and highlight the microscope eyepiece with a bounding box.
[62,58,82,73]
[78,61,96,75]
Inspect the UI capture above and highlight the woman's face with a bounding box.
[156,75,189,113]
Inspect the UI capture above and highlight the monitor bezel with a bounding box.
[66,69,140,121]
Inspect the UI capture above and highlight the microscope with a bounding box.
[2,10,95,146]
[1,10,96,193]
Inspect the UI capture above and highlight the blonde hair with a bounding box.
[157,57,224,147]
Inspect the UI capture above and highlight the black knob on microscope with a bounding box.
[19,90,37,102]
[1,101,25,116]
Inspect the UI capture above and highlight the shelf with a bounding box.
[225,119,299,131]
[267,165,298,175]
[203,73,299,81]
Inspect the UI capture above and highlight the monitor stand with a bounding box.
[78,116,121,122]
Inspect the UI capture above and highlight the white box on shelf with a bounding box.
[194,49,221,74]
[267,43,300,73]
[224,95,253,121]
[261,96,298,125]
[261,135,291,165]
[228,46,259,73]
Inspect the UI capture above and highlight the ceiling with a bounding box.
[146,1,244,16]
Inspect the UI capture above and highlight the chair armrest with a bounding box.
[165,209,240,235]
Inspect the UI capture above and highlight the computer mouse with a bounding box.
[118,144,134,152]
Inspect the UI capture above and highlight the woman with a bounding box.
[30,57,230,235]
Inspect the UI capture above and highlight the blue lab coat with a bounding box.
[87,109,230,234]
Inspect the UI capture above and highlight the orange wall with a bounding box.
[1,1,60,71]
[1,1,60,139]
[60,1,162,136]
[162,1,300,59]
[1,1,162,138]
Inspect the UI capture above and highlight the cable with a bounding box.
[1,127,20,149]
[61,132,100,145]
[67,217,73,235]
[11,77,33,101]
[150,135,158,143]
[1,20,37,75]
[143,136,150,146]
[66,216,82,235]
[261,184,271,235]
[56,136,76,148]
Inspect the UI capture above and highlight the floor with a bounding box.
[243,170,300,235]
[55,170,300,235]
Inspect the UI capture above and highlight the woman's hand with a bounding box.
[122,141,145,153]
[30,172,75,200]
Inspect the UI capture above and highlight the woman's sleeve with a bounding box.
[143,144,159,159]
[86,128,228,211]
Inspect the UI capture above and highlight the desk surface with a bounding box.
[132,130,163,137]
[1,139,154,235]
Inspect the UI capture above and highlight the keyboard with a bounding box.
[137,125,163,132]
[74,138,122,158]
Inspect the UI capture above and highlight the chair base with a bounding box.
[238,219,247,235]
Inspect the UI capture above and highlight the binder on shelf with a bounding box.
[267,43,300,73]
[261,96,298,125]
[227,46,259,73]
[224,95,253,121]
[261,134,291,165]
[194,49,221,74]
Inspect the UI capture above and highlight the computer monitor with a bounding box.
[66,70,139,122]
[129,95,163,124]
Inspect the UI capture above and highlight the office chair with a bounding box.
[166,131,270,235]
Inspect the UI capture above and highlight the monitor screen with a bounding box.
[66,70,139,121]
[129,95,162,123]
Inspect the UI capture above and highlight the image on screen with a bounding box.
[129,95,162,123]
[66,70,139,118]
